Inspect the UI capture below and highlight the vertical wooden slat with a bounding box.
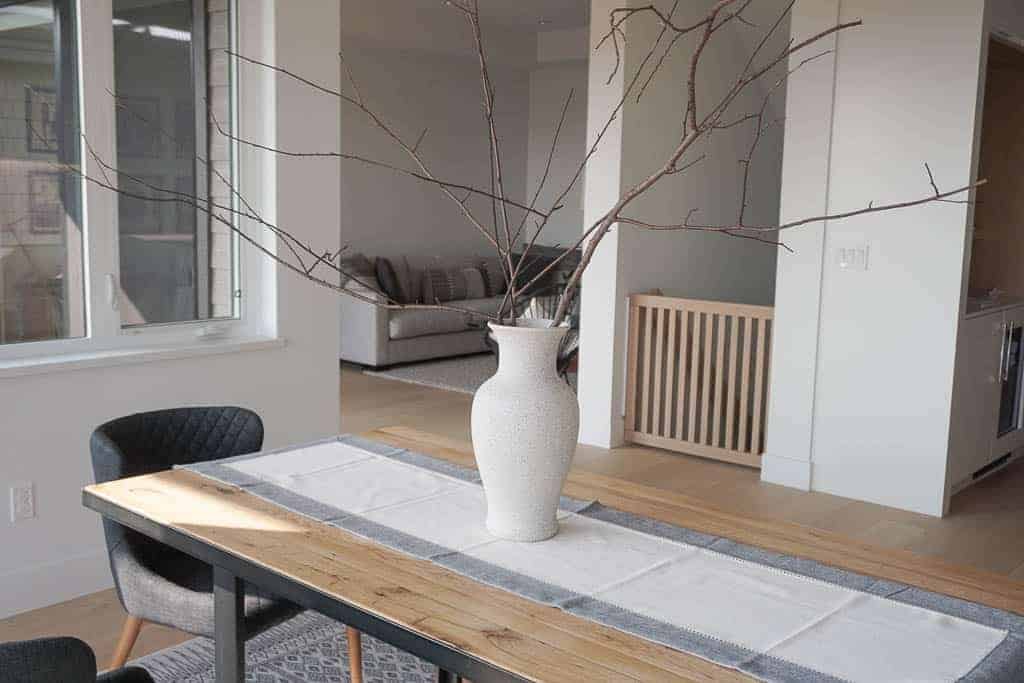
[738,317,753,453]
[624,299,641,432]
[664,309,678,438]
[700,313,714,444]
[725,315,739,451]
[687,312,701,443]
[751,317,768,455]
[712,313,726,448]
[674,309,690,440]
[639,306,654,434]
[651,307,666,436]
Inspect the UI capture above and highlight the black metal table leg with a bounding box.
[214,565,245,683]
[437,668,458,683]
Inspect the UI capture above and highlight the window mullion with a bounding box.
[77,0,121,340]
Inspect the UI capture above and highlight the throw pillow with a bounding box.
[339,253,376,287]
[463,267,486,300]
[478,257,507,297]
[421,267,468,304]
[398,257,421,304]
[375,257,406,304]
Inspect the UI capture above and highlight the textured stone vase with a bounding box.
[471,320,580,542]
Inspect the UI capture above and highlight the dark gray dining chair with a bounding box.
[88,407,339,673]
[0,636,152,683]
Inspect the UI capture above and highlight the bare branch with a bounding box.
[230,49,506,252]
[207,108,546,218]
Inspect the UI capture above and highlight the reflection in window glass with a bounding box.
[113,0,235,326]
[0,0,83,345]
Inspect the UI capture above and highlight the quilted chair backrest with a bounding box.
[90,406,264,484]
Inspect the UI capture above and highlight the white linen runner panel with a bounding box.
[214,440,1007,682]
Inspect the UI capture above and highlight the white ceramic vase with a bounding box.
[471,320,580,542]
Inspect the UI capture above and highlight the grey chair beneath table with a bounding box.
[0,636,153,683]
[89,406,365,681]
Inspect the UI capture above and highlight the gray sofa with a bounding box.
[339,254,509,367]
[339,250,580,368]
[340,283,504,367]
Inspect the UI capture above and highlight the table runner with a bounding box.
[183,436,1024,682]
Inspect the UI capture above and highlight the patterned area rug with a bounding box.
[132,611,436,682]
[364,353,496,394]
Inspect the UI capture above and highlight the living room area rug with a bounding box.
[132,610,435,682]
[363,353,577,394]
[363,353,497,394]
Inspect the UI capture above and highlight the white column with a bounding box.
[760,0,841,491]
[577,0,628,448]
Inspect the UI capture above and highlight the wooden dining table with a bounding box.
[82,426,1024,682]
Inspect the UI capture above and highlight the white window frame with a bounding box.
[0,0,280,369]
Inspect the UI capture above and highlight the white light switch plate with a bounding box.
[835,244,870,271]
[10,482,35,522]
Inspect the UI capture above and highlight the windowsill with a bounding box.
[0,336,287,379]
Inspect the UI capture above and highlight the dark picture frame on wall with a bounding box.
[25,85,58,153]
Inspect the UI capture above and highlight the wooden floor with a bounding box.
[3,363,1024,670]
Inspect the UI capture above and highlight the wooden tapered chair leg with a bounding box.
[347,626,363,683]
[110,615,145,669]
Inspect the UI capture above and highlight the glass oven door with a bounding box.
[998,322,1024,436]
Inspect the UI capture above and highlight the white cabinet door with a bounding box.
[949,313,1002,485]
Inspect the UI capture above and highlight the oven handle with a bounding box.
[999,321,1010,383]
[1003,321,1022,383]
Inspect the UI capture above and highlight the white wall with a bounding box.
[339,0,534,266]
[764,0,988,516]
[526,29,589,248]
[578,0,786,448]
[0,0,342,618]
[338,42,531,264]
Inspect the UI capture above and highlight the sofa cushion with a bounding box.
[397,257,422,304]
[375,257,406,304]
[463,267,486,300]
[457,296,505,319]
[388,297,505,340]
[478,257,507,297]
[339,253,376,287]
[389,308,468,340]
[421,267,469,303]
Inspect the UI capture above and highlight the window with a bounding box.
[0,0,256,363]
[0,0,83,345]
[112,0,237,326]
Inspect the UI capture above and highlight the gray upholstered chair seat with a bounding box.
[109,538,295,638]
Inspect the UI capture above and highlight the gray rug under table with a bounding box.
[132,611,435,682]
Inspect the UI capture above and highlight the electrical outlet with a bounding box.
[10,483,35,522]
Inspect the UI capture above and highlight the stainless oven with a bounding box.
[997,321,1024,436]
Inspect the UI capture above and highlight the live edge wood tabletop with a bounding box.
[82,426,1024,683]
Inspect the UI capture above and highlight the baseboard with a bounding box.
[760,453,812,491]
[0,549,113,620]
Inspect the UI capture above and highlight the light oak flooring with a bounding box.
[3,363,1024,669]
